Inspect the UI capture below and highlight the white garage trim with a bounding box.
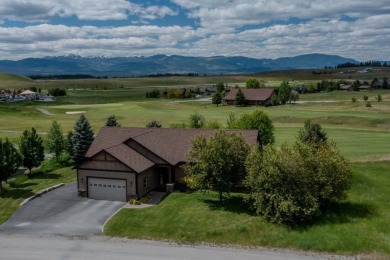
[87,177,127,202]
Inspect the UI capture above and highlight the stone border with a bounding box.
[20,183,65,206]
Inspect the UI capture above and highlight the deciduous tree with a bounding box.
[183,130,250,203]
[188,112,205,128]
[46,120,66,162]
[246,78,260,88]
[0,138,22,194]
[245,141,351,224]
[230,110,275,145]
[19,128,45,175]
[277,81,292,104]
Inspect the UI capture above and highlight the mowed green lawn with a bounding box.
[1,84,390,256]
[1,89,389,161]
[105,161,390,256]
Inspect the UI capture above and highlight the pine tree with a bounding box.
[19,128,45,174]
[105,115,120,127]
[212,92,222,106]
[71,114,94,163]
[46,121,66,162]
[234,89,246,106]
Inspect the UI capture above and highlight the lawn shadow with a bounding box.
[1,188,34,199]
[9,183,35,189]
[293,200,376,230]
[316,200,376,224]
[202,194,255,216]
[30,172,62,180]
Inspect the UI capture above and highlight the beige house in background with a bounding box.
[76,127,259,202]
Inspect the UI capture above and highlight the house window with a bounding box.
[143,177,148,189]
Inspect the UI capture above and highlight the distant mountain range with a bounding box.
[0,53,357,77]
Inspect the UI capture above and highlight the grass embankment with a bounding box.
[105,161,390,256]
[0,167,76,224]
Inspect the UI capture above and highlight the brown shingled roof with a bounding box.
[105,144,154,173]
[223,88,275,101]
[84,127,259,172]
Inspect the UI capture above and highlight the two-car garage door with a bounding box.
[87,178,127,202]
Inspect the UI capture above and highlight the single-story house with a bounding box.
[76,127,259,202]
[359,84,372,91]
[223,88,275,106]
[339,84,353,91]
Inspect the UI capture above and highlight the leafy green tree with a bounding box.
[212,92,222,106]
[146,120,162,128]
[71,114,94,163]
[235,88,246,106]
[188,112,206,128]
[185,89,192,99]
[298,120,327,144]
[246,78,260,88]
[278,81,292,104]
[19,128,45,175]
[231,110,275,145]
[351,97,357,103]
[271,94,279,106]
[175,88,182,98]
[363,95,368,101]
[289,90,299,103]
[0,138,22,194]
[183,130,250,203]
[382,77,388,89]
[105,115,120,127]
[352,80,361,91]
[226,112,236,129]
[376,94,383,102]
[216,82,225,92]
[245,141,351,224]
[45,121,66,162]
[167,89,175,98]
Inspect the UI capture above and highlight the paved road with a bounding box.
[0,234,330,260]
[0,183,125,236]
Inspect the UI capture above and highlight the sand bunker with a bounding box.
[66,111,86,115]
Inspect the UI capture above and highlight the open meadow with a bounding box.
[1,72,390,256]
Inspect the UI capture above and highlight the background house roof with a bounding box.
[85,127,259,171]
[223,88,275,101]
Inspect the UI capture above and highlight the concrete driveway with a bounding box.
[0,182,125,236]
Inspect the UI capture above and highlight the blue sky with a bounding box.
[0,0,389,61]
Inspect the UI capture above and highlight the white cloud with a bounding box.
[172,0,389,31]
[0,1,389,61]
[0,0,177,22]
